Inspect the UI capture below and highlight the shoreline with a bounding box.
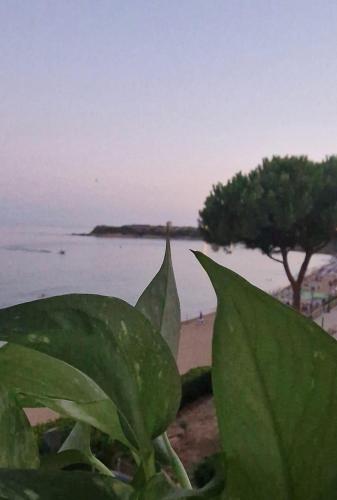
[73,233,202,241]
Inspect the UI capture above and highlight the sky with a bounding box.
[1,0,337,228]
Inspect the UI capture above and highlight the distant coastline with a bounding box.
[74,224,202,240]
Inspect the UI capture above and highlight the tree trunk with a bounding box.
[281,248,312,311]
[291,282,301,310]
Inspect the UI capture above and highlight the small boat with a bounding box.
[59,250,66,255]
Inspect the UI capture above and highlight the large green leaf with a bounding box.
[196,251,337,500]
[0,295,181,451]
[136,239,181,359]
[0,384,39,469]
[0,342,126,443]
[0,470,133,499]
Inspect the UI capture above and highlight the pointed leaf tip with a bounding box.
[192,250,216,269]
[136,239,181,359]
[193,251,227,295]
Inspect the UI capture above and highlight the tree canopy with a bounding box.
[199,156,337,309]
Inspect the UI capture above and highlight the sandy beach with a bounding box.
[26,255,337,425]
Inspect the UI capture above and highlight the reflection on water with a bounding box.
[0,225,331,320]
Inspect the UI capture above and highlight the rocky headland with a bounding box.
[77,224,201,240]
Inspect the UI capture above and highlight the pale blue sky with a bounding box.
[1,1,337,228]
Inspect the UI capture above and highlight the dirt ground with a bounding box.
[167,395,220,470]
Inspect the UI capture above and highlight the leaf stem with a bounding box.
[161,432,192,489]
[142,451,156,481]
[90,455,117,478]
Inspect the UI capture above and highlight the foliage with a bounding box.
[199,155,337,309]
[1,240,337,497]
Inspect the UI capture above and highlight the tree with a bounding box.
[199,156,337,310]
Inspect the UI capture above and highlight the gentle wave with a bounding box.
[2,245,52,254]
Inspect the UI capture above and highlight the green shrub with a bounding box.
[180,366,212,409]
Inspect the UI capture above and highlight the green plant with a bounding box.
[1,240,337,498]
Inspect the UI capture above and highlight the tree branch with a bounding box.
[296,251,313,286]
[266,252,284,264]
[281,248,296,286]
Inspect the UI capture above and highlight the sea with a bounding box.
[0,224,331,320]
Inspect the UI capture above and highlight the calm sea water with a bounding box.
[0,224,331,320]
